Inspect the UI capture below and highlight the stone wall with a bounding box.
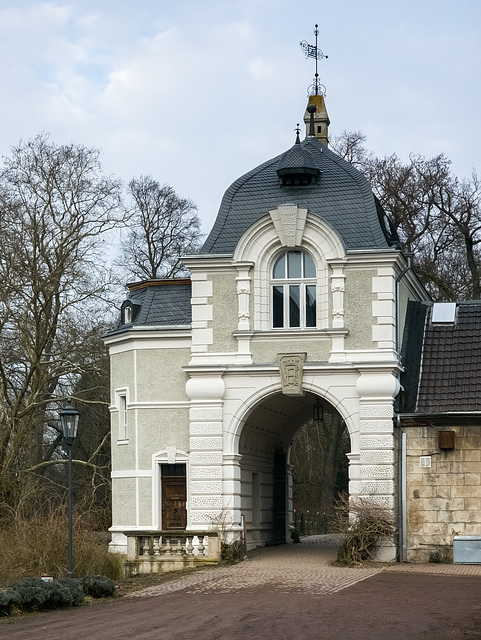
[405,424,481,562]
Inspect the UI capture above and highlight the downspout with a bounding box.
[396,415,408,562]
[395,253,413,563]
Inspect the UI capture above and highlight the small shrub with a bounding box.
[95,549,125,581]
[221,540,245,564]
[6,577,84,612]
[43,580,73,608]
[0,588,20,616]
[56,578,84,606]
[10,577,50,611]
[331,494,396,564]
[81,575,115,598]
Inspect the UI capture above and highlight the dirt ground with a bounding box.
[2,570,481,640]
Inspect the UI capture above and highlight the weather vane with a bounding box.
[299,24,328,96]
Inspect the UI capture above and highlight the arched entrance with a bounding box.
[238,391,349,549]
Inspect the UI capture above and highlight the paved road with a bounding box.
[2,536,481,640]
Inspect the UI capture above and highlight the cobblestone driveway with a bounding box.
[127,535,383,597]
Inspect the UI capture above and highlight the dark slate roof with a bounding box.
[201,136,398,254]
[276,142,319,181]
[400,301,481,413]
[110,280,192,333]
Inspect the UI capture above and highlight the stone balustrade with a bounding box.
[124,530,221,576]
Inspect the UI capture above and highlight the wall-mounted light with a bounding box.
[313,398,323,424]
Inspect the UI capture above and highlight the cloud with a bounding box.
[0,0,479,232]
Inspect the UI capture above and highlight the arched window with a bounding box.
[271,250,316,328]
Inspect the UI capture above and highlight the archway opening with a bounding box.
[290,404,349,535]
[238,391,349,549]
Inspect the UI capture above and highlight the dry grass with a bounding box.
[0,506,123,588]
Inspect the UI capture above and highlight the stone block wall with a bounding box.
[405,424,481,562]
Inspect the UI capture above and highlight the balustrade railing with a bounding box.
[124,530,220,575]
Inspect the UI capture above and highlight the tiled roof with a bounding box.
[110,280,192,332]
[400,301,481,413]
[202,137,398,254]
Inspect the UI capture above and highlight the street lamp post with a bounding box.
[59,400,80,579]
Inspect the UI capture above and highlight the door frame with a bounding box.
[152,450,189,529]
[161,465,187,530]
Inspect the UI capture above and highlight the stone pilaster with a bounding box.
[354,370,399,560]
[186,373,225,529]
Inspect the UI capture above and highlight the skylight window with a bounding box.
[431,302,456,325]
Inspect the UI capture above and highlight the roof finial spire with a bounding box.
[295,123,301,144]
[300,24,328,97]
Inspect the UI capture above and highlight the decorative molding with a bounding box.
[191,496,223,509]
[190,466,223,479]
[189,510,222,523]
[190,452,223,465]
[360,435,394,448]
[190,437,223,450]
[360,465,394,479]
[189,422,223,435]
[359,419,393,433]
[360,449,394,464]
[190,481,223,493]
[278,353,307,396]
[269,205,308,247]
[237,283,250,295]
[190,407,223,421]
[235,266,252,332]
[359,405,394,419]
[359,480,395,494]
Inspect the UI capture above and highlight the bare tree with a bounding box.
[0,133,123,508]
[331,131,481,301]
[290,409,349,533]
[120,176,202,281]
[330,130,372,168]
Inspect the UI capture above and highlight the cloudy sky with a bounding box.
[0,0,479,234]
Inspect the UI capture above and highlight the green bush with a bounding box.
[0,588,20,616]
[81,575,116,598]
[7,577,84,612]
[10,577,50,611]
[56,578,85,606]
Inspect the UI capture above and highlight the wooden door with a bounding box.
[161,466,187,530]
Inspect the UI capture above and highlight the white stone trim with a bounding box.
[111,470,152,478]
[232,212,346,332]
[269,204,308,247]
[151,449,189,530]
